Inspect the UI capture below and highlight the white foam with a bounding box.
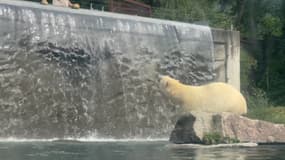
[0,137,168,143]
[167,143,258,148]
[0,137,56,142]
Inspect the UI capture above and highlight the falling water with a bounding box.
[0,1,215,139]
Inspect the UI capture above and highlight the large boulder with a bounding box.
[170,112,285,144]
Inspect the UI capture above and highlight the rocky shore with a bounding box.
[170,112,285,144]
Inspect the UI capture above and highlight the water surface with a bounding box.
[0,141,284,160]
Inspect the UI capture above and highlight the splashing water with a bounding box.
[0,1,215,139]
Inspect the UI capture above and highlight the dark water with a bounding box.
[0,141,284,160]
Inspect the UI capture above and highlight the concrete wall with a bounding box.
[212,29,240,90]
[0,0,216,138]
[0,0,241,91]
[0,0,241,138]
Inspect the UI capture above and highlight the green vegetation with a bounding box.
[202,132,240,145]
[247,107,285,124]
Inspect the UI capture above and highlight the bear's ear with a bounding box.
[165,81,169,87]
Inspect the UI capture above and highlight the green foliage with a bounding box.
[247,107,285,124]
[259,13,282,37]
[240,46,270,109]
[208,12,233,29]
[241,44,285,122]
[244,87,270,109]
[240,47,256,90]
[202,132,240,145]
[150,0,233,29]
[236,0,285,106]
[235,0,283,38]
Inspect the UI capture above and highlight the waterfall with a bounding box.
[0,0,215,139]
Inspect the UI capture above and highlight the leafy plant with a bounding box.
[202,132,240,145]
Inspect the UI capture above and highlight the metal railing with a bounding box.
[24,0,202,23]
[71,0,152,16]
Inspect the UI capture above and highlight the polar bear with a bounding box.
[159,75,247,114]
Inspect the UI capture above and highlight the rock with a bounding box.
[170,112,285,144]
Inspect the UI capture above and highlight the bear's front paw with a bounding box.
[41,0,49,5]
[71,3,80,9]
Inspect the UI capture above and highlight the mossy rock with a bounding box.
[202,132,240,145]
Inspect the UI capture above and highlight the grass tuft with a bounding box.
[246,106,285,124]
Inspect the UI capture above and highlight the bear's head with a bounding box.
[159,75,183,97]
[159,75,179,88]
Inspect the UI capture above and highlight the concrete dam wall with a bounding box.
[0,0,240,139]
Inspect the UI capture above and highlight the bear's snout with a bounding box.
[158,75,166,85]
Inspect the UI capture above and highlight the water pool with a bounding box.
[0,141,284,160]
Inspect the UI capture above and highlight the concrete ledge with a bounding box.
[0,1,240,91]
[212,28,240,90]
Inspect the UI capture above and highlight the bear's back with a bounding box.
[185,82,247,114]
